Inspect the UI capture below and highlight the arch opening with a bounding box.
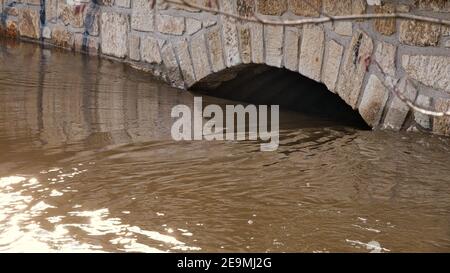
[191,64,370,130]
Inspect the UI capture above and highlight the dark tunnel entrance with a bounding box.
[191,64,370,130]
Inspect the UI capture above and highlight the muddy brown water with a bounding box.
[0,39,449,252]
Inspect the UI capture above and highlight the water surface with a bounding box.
[0,39,449,252]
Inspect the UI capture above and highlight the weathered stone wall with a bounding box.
[0,0,449,135]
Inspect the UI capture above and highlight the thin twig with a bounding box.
[373,61,450,117]
[392,83,450,117]
[165,0,450,26]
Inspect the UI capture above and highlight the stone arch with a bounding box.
[176,21,383,129]
[191,64,370,128]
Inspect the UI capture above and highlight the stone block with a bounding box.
[414,0,447,11]
[131,0,154,32]
[239,25,252,64]
[237,0,255,17]
[190,33,211,80]
[18,8,40,39]
[101,12,128,58]
[358,74,388,127]
[221,1,241,67]
[289,0,320,17]
[433,98,450,136]
[414,94,432,130]
[168,0,219,12]
[116,0,131,8]
[129,34,140,61]
[58,3,85,28]
[352,0,366,14]
[383,80,418,130]
[141,36,162,64]
[334,22,353,36]
[442,26,450,36]
[399,20,441,46]
[299,24,324,81]
[402,55,450,93]
[337,31,373,108]
[322,40,343,92]
[88,36,100,54]
[265,25,283,68]
[186,18,202,35]
[374,4,396,36]
[157,14,185,35]
[51,24,73,48]
[43,26,52,39]
[175,39,196,87]
[374,42,396,77]
[250,23,264,64]
[5,6,19,17]
[284,27,300,71]
[206,27,226,72]
[257,0,287,16]
[3,19,18,38]
[367,0,381,5]
[323,0,352,15]
[161,43,184,88]
[74,33,84,51]
[45,0,58,23]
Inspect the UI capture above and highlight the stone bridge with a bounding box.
[0,0,449,135]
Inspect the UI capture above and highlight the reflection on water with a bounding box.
[0,39,449,252]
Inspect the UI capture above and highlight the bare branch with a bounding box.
[165,0,450,26]
[373,61,450,117]
[166,0,259,22]
[254,12,450,26]
[391,82,450,117]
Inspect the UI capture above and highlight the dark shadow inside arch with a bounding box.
[191,64,370,130]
